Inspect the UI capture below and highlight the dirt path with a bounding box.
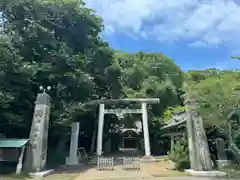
[39,159,234,180]
[73,161,187,180]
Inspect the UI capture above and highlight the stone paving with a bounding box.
[49,152,234,180]
[43,161,235,180]
[74,160,188,180]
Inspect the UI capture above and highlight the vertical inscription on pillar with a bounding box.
[31,109,44,150]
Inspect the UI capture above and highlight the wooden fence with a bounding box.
[97,157,114,171]
[97,156,141,171]
[123,157,140,170]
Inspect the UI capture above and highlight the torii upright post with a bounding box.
[141,102,151,157]
[97,104,105,156]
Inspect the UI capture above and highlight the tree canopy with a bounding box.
[0,0,121,140]
[186,69,240,126]
[0,0,185,151]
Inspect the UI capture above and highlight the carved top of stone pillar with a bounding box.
[183,94,200,115]
[35,92,50,105]
[181,92,198,104]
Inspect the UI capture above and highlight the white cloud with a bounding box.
[210,59,240,70]
[188,41,207,47]
[84,0,240,50]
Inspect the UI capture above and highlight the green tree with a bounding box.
[0,35,35,137]
[0,0,121,148]
[231,56,240,60]
[116,52,184,113]
[186,70,240,151]
[187,71,240,126]
[115,52,185,153]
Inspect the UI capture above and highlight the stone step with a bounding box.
[140,156,156,163]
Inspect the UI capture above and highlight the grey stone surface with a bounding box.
[217,160,232,168]
[185,97,212,171]
[185,169,227,177]
[66,122,80,165]
[25,92,51,172]
[35,92,50,105]
[29,169,54,178]
[216,138,227,161]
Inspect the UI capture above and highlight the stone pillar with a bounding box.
[25,91,51,172]
[186,97,212,171]
[66,122,80,165]
[97,104,105,156]
[141,103,151,157]
[185,99,198,170]
[194,115,212,170]
[170,136,174,153]
[216,138,229,168]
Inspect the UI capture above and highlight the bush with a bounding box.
[169,137,190,170]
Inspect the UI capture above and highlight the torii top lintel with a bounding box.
[89,98,160,105]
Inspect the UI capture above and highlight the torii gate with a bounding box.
[66,98,160,165]
[94,98,160,157]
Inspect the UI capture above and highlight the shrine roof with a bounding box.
[0,139,29,148]
[162,110,186,130]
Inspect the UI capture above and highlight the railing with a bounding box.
[97,157,114,171]
[123,157,140,170]
[78,147,88,164]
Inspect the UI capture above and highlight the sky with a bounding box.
[84,0,240,71]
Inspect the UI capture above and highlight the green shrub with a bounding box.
[169,137,190,170]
